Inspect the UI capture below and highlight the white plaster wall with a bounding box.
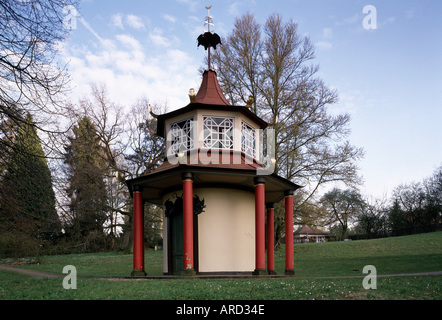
[195,187,255,273]
[162,187,256,274]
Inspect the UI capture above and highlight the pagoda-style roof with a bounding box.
[294,225,327,236]
[155,68,267,138]
[195,69,230,105]
[126,149,301,206]
[156,102,267,138]
[156,90,267,139]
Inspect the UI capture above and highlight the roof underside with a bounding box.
[126,150,301,206]
[156,103,267,138]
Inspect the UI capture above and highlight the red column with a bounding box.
[285,190,295,275]
[182,172,196,276]
[253,177,266,275]
[266,203,276,275]
[132,185,146,277]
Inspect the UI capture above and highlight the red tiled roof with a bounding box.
[155,69,267,138]
[195,69,230,106]
[126,149,302,205]
[156,103,267,138]
[294,225,327,235]
[145,149,263,176]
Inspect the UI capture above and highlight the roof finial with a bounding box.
[204,5,214,32]
[198,5,221,70]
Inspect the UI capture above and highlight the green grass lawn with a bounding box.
[0,232,441,300]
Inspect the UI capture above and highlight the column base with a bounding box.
[285,269,295,276]
[252,269,268,276]
[181,269,197,276]
[268,270,277,275]
[131,270,146,277]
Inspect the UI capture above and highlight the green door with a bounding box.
[172,211,183,275]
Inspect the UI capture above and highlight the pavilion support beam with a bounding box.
[253,177,267,276]
[182,172,196,276]
[266,203,276,275]
[131,185,146,277]
[284,190,295,275]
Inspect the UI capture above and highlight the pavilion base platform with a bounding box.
[131,270,147,277]
[126,272,296,280]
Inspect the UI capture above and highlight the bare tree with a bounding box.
[211,12,263,113]
[0,0,76,130]
[59,84,166,249]
[356,195,388,237]
[321,188,366,240]
[392,182,427,228]
[125,98,166,178]
[76,85,130,240]
[1,0,78,195]
[212,13,364,212]
[423,165,442,225]
[392,172,442,229]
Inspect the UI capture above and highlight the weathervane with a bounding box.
[204,5,214,32]
[197,5,221,70]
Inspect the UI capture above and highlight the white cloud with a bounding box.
[405,8,416,20]
[116,34,142,51]
[126,14,145,30]
[317,28,333,51]
[228,2,242,16]
[111,14,124,29]
[316,41,332,51]
[335,13,361,27]
[176,0,198,12]
[181,15,205,38]
[163,14,177,24]
[378,17,396,29]
[116,34,145,62]
[322,28,333,38]
[60,29,199,110]
[148,27,171,48]
[331,89,375,116]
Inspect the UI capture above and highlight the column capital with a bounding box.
[284,189,294,197]
[182,172,194,181]
[266,203,274,209]
[254,176,266,185]
[132,185,143,193]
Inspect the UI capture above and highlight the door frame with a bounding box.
[167,212,198,275]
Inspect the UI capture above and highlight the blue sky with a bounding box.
[59,0,442,200]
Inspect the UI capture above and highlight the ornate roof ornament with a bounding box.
[197,5,221,69]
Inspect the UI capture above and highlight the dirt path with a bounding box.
[1,264,442,280]
[0,265,61,279]
[302,270,442,279]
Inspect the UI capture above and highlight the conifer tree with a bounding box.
[0,113,60,256]
[64,116,108,244]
